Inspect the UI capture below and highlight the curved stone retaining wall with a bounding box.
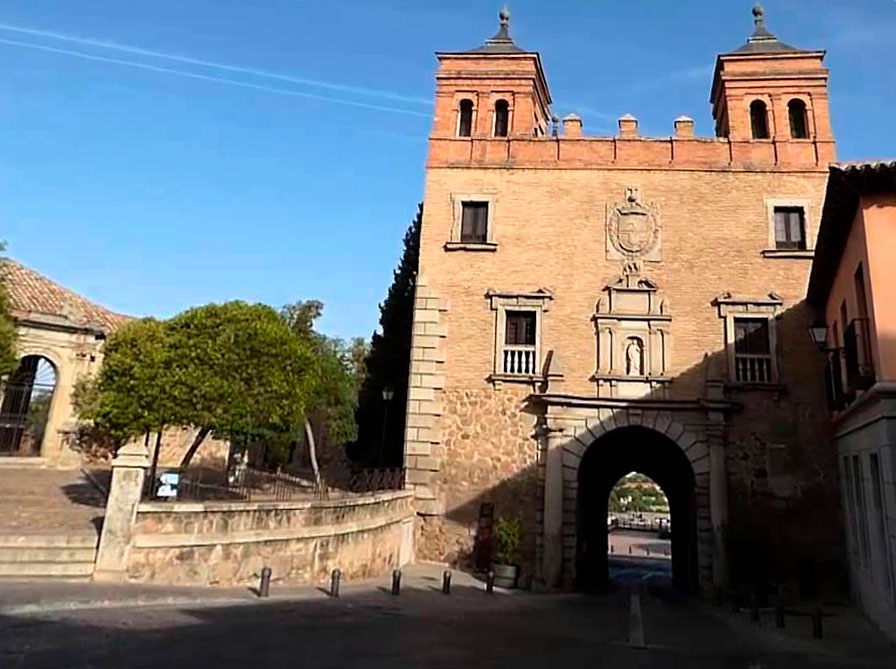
[125,491,415,587]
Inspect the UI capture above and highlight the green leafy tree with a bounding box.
[0,245,18,378]
[279,301,367,481]
[77,302,317,471]
[353,204,421,466]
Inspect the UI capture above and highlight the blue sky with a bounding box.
[1,1,894,340]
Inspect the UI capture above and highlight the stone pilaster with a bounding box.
[403,275,448,515]
[93,442,150,582]
[541,425,565,588]
[707,416,729,589]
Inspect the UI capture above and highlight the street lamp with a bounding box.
[379,387,394,466]
[808,322,829,351]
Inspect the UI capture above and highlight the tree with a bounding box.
[0,244,18,379]
[76,302,317,471]
[280,301,368,483]
[353,204,421,466]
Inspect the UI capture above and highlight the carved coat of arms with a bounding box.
[606,187,661,261]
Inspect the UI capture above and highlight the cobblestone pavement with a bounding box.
[0,468,107,535]
[0,565,893,668]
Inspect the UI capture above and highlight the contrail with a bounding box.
[0,37,431,117]
[0,22,432,107]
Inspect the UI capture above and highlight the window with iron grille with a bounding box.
[460,202,489,243]
[734,318,772,383]
[774,207,806,250]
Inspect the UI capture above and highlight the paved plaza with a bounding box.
[0,467,106,536]
[1,565,893,668]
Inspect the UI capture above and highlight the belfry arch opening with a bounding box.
[576,426,697,592]
[0,355,58,456]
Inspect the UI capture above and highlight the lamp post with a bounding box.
[379,387,394,466]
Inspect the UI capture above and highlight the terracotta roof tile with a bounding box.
[1,259,131,333]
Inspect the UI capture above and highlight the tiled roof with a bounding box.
[0,259,130,333]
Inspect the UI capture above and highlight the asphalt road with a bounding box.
[1,576,893,669]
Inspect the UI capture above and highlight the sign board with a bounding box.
[156,471,180,499]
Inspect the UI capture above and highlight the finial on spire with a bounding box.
[753,3,765,26]
[500,5,510,29]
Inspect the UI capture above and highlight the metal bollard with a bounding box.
[391,568,401,596]
[486,571,495,594]
[749,593,760,623]
[259,566,272,598]
[775,603,785,629]
[610,545,614,554]
[645,547,650,557]
[812,607,823,639]
[330,568,341,598]
[442,570,452,594]
[628,545,632,555]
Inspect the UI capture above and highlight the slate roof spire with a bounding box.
[728,3,804,54]
[466,5,525,54]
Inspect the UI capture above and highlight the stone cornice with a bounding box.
[529,393,741,413]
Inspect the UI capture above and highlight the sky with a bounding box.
[1,0,894,341]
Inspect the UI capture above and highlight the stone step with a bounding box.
[0,561,94,577]
[0,547,97,563]
[0,458,51,469]
[0,534,98,549]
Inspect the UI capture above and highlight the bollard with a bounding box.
[628,545,632,555]
[486,571,495,594]
[442,570,452,594]
[259,566,272,598]
[812,607,823,639]
[749,593,760,623]
[330,568,341,598]
[645,547,650,557]
[610,545,614,554]
[775,603,785,629]
[391,568,401,596]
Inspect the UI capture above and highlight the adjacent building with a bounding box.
[807,161,896,639]
[404,6,843,592]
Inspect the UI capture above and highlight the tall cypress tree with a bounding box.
[351,204,421,466]
[0,247,18,378]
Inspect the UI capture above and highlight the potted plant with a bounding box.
[491,515,522,588]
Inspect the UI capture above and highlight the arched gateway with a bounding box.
[538,405,731,594]
[577,426,697,591]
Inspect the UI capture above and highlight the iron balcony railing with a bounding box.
[824,348,850,412]
[844,318,875,392]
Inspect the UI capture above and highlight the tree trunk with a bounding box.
[179,425,211,470]
[305,418,321,488]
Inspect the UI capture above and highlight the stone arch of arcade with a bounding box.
[537,402,734,594]
[577,426,697,591]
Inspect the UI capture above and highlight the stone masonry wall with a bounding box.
[416,386,539,576]
[126,490,414,587]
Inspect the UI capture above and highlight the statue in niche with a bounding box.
[625,338,644,376]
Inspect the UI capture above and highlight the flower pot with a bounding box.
[491,562,519,589]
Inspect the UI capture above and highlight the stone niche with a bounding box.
[593,267,672,399]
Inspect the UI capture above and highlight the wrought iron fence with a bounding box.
[0,381,54,455]
[146,466,327,502]
[349,467,406,493]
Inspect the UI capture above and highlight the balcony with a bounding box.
[844,318,875,392]
[824,349,851,412]
[734,354,772,384]
[502,345,538,376]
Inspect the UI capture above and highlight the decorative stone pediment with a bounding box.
[593,267,671,399]
[606,187,662,262]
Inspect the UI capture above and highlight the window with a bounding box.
[854,264,869,320]
[840,301,849,336]
[503,311,537,375]
[750,100,770,139]
[460,202,489,243]
[869,453,894,595]
[853,454,871,565]
[458,99,473,137]
[774,207,806,250]
[493,100,509,137]
[734,318,773,383]
[788,99,809,139]
[844,456,858,555]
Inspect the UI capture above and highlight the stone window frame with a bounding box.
[714,293,784,387]
[445,192,499,252]
[762,198,815,259]
[486,289,552,384]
